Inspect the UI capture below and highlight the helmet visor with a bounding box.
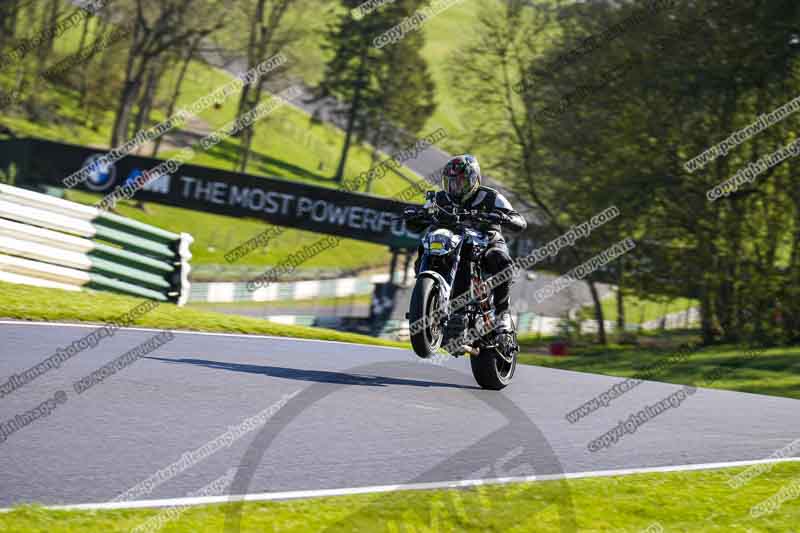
[443,172,471,201]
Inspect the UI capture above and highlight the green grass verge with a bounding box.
[0,282,406,349]
[578,293,698,326]
[518,342,800,401]
[3,462,799,531]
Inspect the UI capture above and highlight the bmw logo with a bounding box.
[82,154,117,192]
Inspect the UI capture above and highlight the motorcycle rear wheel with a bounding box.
[470,331,517,390]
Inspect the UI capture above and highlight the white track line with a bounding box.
[0,320,409,351]
[6,457,799,512]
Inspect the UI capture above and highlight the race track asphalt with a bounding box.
[1,321,798,508]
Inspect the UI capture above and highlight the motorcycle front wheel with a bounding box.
[409,277,444,358]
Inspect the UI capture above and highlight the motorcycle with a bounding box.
[402,195,519,390]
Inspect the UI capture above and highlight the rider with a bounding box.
[408,154,527,332]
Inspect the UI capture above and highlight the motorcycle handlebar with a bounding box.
[446,209,499,225]
[399,206,499,226]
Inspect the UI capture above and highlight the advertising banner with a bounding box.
[6,138,421,249]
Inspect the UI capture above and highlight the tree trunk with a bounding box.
[700,285,715,345]
[237,77,268,173]
[334,93,359,183]
[152,39,197,157]
[235,0,263,121]
[130,61,162,211]
[111,78,142,146]
[616,261,625,332]
[335,47,368,183]
[237,123,255,173]
[75,12,92,106]
[235,0,270,172]
[365,122,386,193]
[32,1,56,90]
[0,1,20,48]
[233,0,295,172]
[80,14,111,110]
[587,278,607,345]
[45,0,61,54]
[131,63,159,140]
[111,32,148,146]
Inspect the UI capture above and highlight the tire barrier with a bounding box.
[0,184,192,304]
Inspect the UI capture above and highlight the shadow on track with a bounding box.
[144,356,480,390]
[216,360,577,533]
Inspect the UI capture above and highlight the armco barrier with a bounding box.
[0,184,192,304]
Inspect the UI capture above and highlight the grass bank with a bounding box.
[577,292,698,326]
[0,282,406,349]
[518,338,800,401]
[3,462,799,531]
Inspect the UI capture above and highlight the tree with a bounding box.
[317,0,436,183]
[447,0,615,344]
[150,35,202,157]
[593,0,800,345]
[0,2,20,49]
[109,0,224,147]
[357,36,436,192]
[231,0,302,173]
[449,0,800,345]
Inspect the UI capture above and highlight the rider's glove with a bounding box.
[434,211,457,225]
[403,207,420,218]
[485,212,509,225]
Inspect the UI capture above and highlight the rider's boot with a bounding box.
[496,310,513,333]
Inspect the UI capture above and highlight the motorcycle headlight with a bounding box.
[424,237,451,255]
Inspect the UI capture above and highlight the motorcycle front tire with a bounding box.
[409,276,443,358]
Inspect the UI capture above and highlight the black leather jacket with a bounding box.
[408,186,527,236]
